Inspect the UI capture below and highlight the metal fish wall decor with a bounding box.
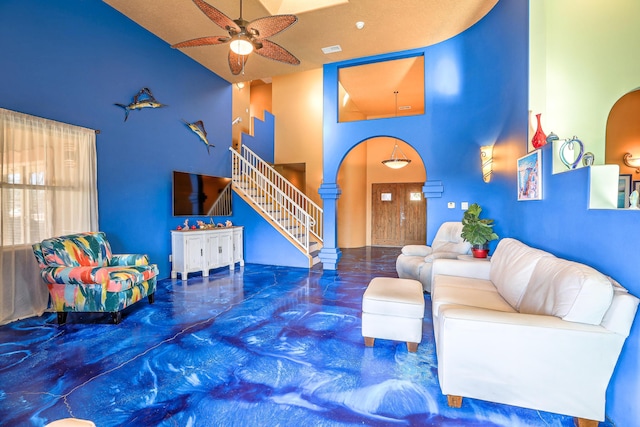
[183,119,213,153]
[115,87,167,121]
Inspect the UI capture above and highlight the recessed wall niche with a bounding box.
[338,55,425,123]
[605,88,640,176]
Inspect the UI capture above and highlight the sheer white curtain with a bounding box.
[0,108,98,324]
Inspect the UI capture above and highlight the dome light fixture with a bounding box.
[229,35,254,55]
[382,143,411,169]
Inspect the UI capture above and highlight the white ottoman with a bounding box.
[362,277,425,352]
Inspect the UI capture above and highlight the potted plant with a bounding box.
[461,203,499,258]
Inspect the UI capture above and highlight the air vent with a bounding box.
[321,45,342,54]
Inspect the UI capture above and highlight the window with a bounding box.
[0,108,98,246]
[338,55,425,123]
[1,108,98,324]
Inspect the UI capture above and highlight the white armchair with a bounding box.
[395,222,471,292]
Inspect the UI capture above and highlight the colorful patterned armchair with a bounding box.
[32,232,158,324]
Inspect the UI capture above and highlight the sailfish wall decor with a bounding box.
[183,119,212,153]
[115,87,167,121]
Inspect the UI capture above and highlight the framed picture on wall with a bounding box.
[618,174,632,208]
[634,181,640,193]
[517,150,542,201]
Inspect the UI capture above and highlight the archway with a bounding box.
[605,88,640,180]
[336,136,426,248]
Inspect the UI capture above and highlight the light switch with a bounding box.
[448,202,455,209]
[461,202,469,210]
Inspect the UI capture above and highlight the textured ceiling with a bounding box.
[103,0,498,84]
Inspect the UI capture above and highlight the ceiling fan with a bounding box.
[171,0,300,75]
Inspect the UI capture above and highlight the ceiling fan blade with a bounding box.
[228,50,248,75]
[171,36,229,49]
[192,0,240,33]
[254,39,300,65]
[247,15,297,39]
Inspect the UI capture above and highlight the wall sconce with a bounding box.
[623,153,640,173]
[236,82,246,90]
[382,143,411,169]
[480,145,494,183]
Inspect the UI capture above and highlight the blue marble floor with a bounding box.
[0,247,612,426]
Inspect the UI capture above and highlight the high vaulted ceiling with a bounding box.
[103,0,498,84]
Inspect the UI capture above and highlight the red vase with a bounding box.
[531,113,547,149]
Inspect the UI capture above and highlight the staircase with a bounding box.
[229,146,323,268]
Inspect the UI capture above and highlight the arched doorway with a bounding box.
[336,136,426,248]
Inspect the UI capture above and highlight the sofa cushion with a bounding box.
[401,245,432,257]
[519,257,614,325]
[362,277,424,319]
[490,238,554,309]
[432,275,516,318]
[40,232,113,267]
[396,255,427,279]
[431,222,470,254]
[432,241,471,255]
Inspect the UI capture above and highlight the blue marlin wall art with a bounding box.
[115,87,167,121]
[183,119,213,154]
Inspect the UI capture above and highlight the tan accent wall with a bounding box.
[232,84,250,150]
[337,143,367,247]
[272,69,324,206]
[251,72,426,247]
[249,82,272,125]
[605,89,640,177]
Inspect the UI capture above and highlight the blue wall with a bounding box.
[320,0,640,424]
[0,0,232,278]
[321,0,527,265]
[242,112,276,163]
[511,150,640,426]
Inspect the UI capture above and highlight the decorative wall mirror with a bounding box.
[338,55,425,123]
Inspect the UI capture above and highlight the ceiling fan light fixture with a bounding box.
[229,36,254,55]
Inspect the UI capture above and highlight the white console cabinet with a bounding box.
[232,227,244,267]
[171,227,243,279]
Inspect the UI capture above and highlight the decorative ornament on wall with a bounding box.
[531,113,547,149]
[558,136,584,169]
[517,150,542,201]
[183,119,212,153]
[115,87,167,121]
[548,132,585,170]
[582,152,595,166]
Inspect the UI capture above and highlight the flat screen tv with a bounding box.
[172,171,232,216]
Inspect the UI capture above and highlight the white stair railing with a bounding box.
[230,146,323,254]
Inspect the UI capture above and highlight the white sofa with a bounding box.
[431,238,638,425]
[396,222,471,292]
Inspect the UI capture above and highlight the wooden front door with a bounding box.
[371,183,426,246]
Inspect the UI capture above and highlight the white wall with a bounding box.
[530,0,640,172]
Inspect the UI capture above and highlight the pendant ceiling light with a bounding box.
[382,143,411,169]
[382,91,411,169]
